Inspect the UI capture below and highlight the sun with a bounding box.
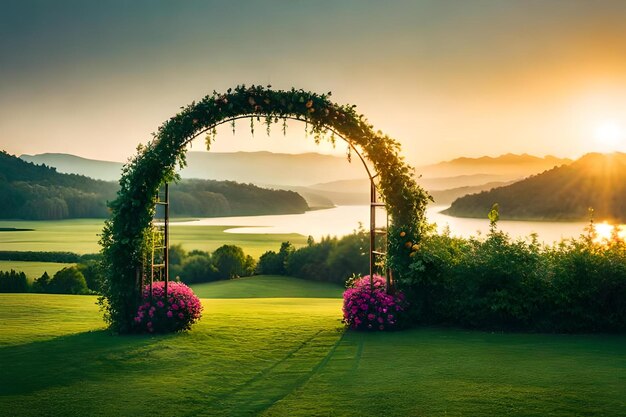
[593,121,624,152]
[593,221,626,244]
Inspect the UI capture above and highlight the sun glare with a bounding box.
[593,221,626,243]
[593,121,624,152]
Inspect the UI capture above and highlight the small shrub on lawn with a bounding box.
[342,275,406,331]
[48,266,89,295]
[134,281,203,333]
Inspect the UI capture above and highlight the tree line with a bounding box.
[0,151,309,220]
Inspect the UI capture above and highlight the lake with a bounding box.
[175,205,595,244]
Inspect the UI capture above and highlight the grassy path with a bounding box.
[0,278,624,416]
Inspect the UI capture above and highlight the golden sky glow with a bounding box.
[1,1,625,165]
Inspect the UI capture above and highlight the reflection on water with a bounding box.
[175,206,370,240]
[426,205,591,244]
[174,205,606,244]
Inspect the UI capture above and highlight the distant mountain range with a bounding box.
[20,151,573,207]
[2,151,308,220]
[21,151,567,185]
[20,151,365,186]
[444,153,626,222]
[417,153,572,179]
[20,153,125,182]
[298,176,517,206]
[11,148,623,222]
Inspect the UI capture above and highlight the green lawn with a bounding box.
[0,261,73,280]
[191,275,343,298]
[0,280,624,416]
[0,219,306,257]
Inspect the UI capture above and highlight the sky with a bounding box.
[1,0,626,165]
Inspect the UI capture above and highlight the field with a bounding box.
[191,275,343,298]
[1,276,624,416]
[0,219,307,257]
[0,261,73,280]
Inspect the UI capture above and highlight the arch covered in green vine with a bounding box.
[100,85,429,332]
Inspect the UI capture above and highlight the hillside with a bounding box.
[1,152,308,220]
[443,153,626,221]
[429,181,514,205]
[169,180,308,217]
[0,151,117,219]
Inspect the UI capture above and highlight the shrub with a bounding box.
[134,281,203,333]
[168,244,187,266]
[405,225,626,332]
[181,254,218,284]
[212,244,255,279]
[48,266,89,294]
[255,230,370,285]
[326,233,369,281]
[546,238,626,332]
[256,250,281,275]
[285,238,334,281]
[256,242,294,275]
[77,260,105,292]
[32,271,51,293]
[342,275,406,331]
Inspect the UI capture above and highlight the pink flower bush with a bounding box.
[342,275,406,331]
[134,281,203,333]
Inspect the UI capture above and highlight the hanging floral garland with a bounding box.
[99,85,430,333]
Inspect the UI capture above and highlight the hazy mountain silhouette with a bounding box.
[182,151,364,185]
[416,153,572,179]
[21,151,364,186]
[306,177,516,205]
[443,153,626,222]
[20,151,573,208]
[20,153,124,181]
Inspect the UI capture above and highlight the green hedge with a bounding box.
[0,251,101,263]
[257,231,369,285]
[405,228,626,333]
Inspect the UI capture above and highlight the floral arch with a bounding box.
[100,85,429,333]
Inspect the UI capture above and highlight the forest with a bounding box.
[0,151,309,219]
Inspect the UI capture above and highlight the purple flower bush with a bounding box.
[134,281,203,333]
[342,275,406,331]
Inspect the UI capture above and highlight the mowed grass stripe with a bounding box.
[1,282,625,416]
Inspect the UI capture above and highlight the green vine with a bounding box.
[100,85,430,333]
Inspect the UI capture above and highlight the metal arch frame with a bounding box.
[148,184,169,300]
[153,114,390,292]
